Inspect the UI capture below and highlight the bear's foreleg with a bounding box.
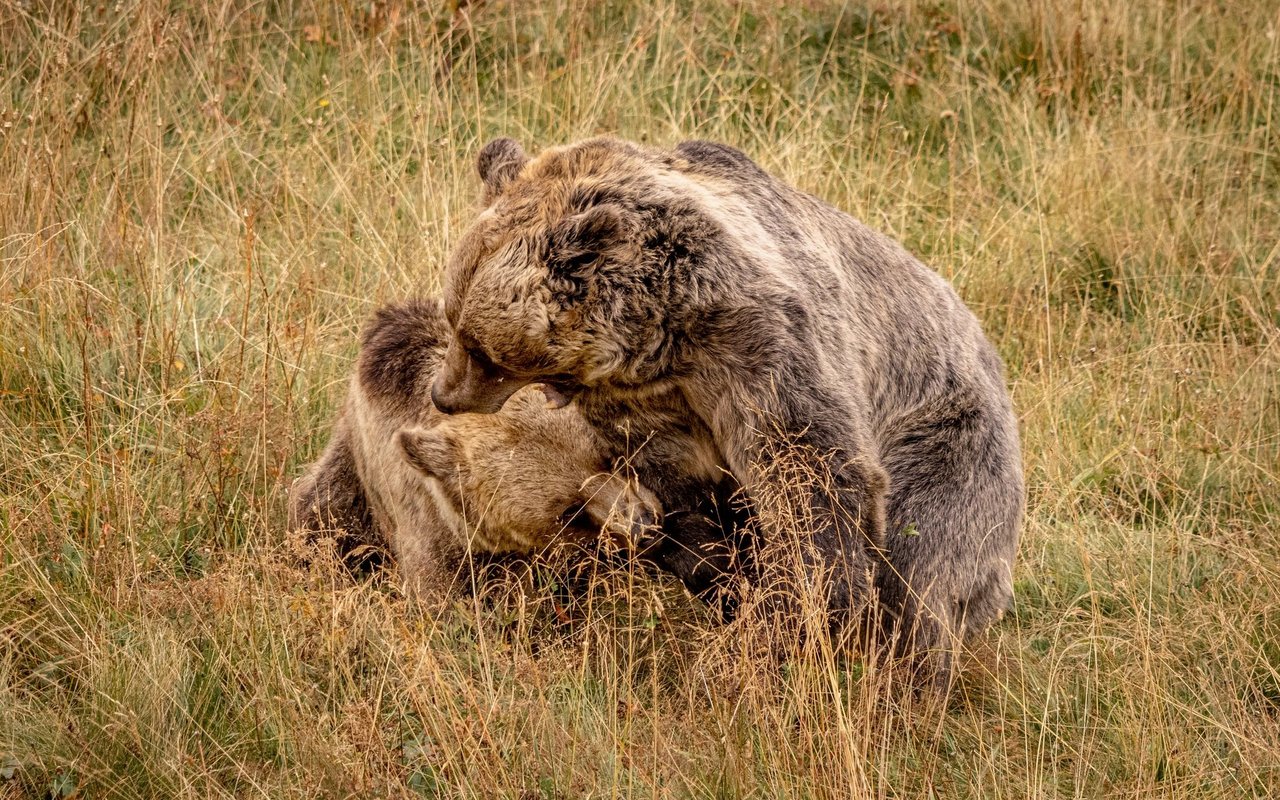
[639,494,752,622]
[693,377,888,632]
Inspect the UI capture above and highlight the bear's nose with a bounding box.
[636,507,660,531]
[626,505,662,545]
[431,380,460,414]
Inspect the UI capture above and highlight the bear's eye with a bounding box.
[457,331,504,372]
[466,346,500,372]
[557,502,588,529]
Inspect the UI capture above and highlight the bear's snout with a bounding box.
[430,380,463,414]
[431,339,526,415]
[431,374,521,415]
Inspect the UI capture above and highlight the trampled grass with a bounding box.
[1,1,1278,797]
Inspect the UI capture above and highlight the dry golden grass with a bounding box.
[2,1,1278,797]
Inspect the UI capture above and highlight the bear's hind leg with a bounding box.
[288,417,383,571]
[875,400,1023,688]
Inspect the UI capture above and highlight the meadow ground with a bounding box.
[2,1,1278,797]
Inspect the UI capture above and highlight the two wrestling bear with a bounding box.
[291,137,1024,684]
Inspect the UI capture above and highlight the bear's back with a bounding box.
[664,140,1011,434]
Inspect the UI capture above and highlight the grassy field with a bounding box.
[2,0,1278,797]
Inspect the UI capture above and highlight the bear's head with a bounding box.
[432,137,719,415]
[397,385,662,553]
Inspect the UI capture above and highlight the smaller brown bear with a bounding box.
[288,298,662,594]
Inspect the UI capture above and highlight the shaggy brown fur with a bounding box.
[431,137,1024,684]
[288,298,663,595]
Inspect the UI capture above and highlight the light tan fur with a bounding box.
[289,298,661,596]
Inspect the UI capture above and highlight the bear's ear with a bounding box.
[476,138,528,203]
[546,204,628,302]
[398,426,457,479]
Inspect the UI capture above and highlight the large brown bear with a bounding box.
[430,137,1024,680]
[289,298,668,595]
